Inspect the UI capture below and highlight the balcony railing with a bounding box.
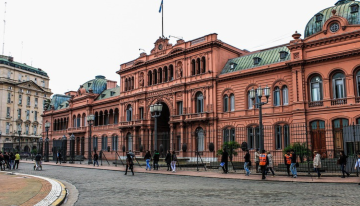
[331,98,347,106]
[68,126,86,132]
[93,124,120,131]
[309,101,323,108]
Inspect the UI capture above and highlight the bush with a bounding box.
[283,142,311,163]
[217,141,241,161]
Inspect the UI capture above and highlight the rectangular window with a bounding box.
[26,110,30,120]
[27,96,30,106]
[25,124,29,135]
[6,122,10,134]
[276,125,282,149]
[102,136,108,150]
[334,79,346,99]
[35,98,38,107]
[177,101,183,115]
[274,90,280,106]
[177,136,181,151]
[230,95,235,111]
[283,88,289,105]
[42,81,45,87]
[7,92,11,103]
[34,111,38,121]
[247,127,254,149]
[139,107,144,120]
[27,75,30,81]
[112,136,118,151]
[18,109,21,119]
[6,107,10,118]
[18,74,22,81]
[223,129,230,143]
[284,125,290,148]
[33,125,37,135]
[19,94,22,104]
[93,137,98,151]
[7,70,11,78]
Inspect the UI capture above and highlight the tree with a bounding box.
[217,141,241,161]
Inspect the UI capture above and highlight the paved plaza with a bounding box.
[7,162,360,206]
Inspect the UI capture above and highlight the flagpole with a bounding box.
[162,1,164,38]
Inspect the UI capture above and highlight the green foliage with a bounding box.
[31,148,38,155]
[283,142,311,155]
[217,141,241,159]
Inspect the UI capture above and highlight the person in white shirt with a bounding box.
[354,153,360,185]
[254,149,260,173]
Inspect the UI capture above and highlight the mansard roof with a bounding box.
[81,75,108,94]
[0,55,48,77]
[221,45,290,75]
[95,86,120,101]
[48,94,71,111]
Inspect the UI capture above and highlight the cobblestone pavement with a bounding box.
[15,163,360,206]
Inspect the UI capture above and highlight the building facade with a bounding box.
[0,55,52,153]
[43,0,360,161]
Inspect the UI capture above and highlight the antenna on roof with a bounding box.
[169,35,183,40]
[2,2,7,55]
[139,48,146,53]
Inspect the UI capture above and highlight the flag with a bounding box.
[159,0,163,13]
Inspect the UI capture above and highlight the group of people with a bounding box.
[144,150,178,172]
[0,151,20,171]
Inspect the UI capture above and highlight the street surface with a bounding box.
[15,163,360,206]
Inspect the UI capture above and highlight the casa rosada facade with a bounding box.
[42,0,360,160]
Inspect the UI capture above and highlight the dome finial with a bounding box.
[332,9,337,15]
[292,31,301,40]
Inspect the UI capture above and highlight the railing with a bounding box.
[93,124,120,131]
[68,127,86,132]
[309,101,323,108]
[331,98,347,106]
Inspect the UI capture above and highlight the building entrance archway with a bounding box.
[156,102,170,157]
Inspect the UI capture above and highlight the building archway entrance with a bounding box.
[155,102,170,157]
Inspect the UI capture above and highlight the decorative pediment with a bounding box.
[17,80,45,92]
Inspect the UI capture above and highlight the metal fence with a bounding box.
[40,123,360,175]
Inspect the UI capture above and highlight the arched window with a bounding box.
[275,124,290,150]
[93,136,98,152]
[94,112,99,126]
[333,118,349,153]
[196,128,204,151]
[282,86,289,105]
[158,68,163,83]
[169,65,174,81]
[114,108,119,124]
[82,113,86,127]
[148,71,152,86]
[357,118,360,125]
[127,133,133,151]
[99,111,103,125]
[356,70,360,97]
[248,90,260,109]
[124,79,128,91]
[196,58,201,74]
[153,69,157,84]
[112,135,118,151]
[201,56,206,73]
[192,60,196,75]
[104,110,109,125]
[102,135,108,150]
[332,72,346,99]
[73,115,76,127]
[164,66,168,82]
[196,92,204,113]
[310,75,323,102]
[247,126,259,149]
[230,94,235,111]
[273,87,280,106]
[223,95,228,112]
[131,77,134,89]
[223,128,235,143]
[77,114,81,128]
[126,105,132,122]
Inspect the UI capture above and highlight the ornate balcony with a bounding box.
[331,98,347,106]
[309,101,323,108]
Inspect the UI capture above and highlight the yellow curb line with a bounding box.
[51,179,67,206]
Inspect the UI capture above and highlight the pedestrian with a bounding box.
[313,151,322,179]
[171,151,177,173]
[35,152,42,170]
[165,150,171,171]
[259,150,269,180]
[14,152,20,169]
[9,152,15,170]
[221,148,229,174]
[4,152,9,170]
[339,151,350,178]
[244,149,251,176]
[144,150,151,171]
[255,149,260,173]
[153,150,160,170]
[56,151,62,164]
[0,152,4,171]
[93,151,99,167]
[284,151,291,176]
[354,153,360,185]
[124,152,134,175]
[266,151,275,177]
[290,149,297,178]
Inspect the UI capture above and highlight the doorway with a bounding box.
[310,120,327,157]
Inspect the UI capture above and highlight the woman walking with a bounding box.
[339,151,350,178]
[171,151,177,173]
[266,151,275,177]
[144,150,151,171]
[125,152,134,175]
[165,150,172,171]
[313,151,322,179]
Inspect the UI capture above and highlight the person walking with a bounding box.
[3,152,9,170]
[9,152,15,170]
[259,150,269,180]
[284,151,292,176]
[339,151,350,178]
[93,151,99,167]
[56,151,62,164]
[171,151,177,173]
[266,151,275,177]
[124,152,134,175]
[221,148,229,174]
[14,152,20,169]
[153,150,160,170]
[354,153,360,185]
[244,149,251,176]
[165,150,171,171]
[255,149,260,173]
[313,151,322,179]
[0,152,4,171]
[35,152,42,170]
[290,149,297,178]
[144,150,151,171]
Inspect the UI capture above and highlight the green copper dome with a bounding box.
[82,75,107,94]
[305,0,360,38]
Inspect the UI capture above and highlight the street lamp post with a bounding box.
[150,103,163,151]
[250,85,270,152]
[17,126,22,153]
[87,114,95,165]
[39,138,43,156]
[44,122,50,162]
[70,134,75,163]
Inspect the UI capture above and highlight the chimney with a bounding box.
[107,80,117,89]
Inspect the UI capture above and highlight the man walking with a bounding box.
[56,151,62,164]
[14,152,20,169]
[93,151,99,167]
[244,149,251,176]
[290,149,297,178]
[284,151,292,176]
[124,152,135,175]
[221,148,229,174]
[255,149,260,173]
[165,150,171,171]
[153,150,160,170]
[3,152,9,170]
[259,150,269,180]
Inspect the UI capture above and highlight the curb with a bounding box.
[51,179,67,206]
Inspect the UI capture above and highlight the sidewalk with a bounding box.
[22,160,360,184]
[0,171,67,206]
